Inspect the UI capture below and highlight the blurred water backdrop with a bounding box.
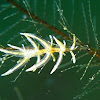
[0,0,99,100]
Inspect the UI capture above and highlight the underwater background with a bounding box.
[0,0,99,100]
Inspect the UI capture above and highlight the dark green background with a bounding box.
[0,0,98,100]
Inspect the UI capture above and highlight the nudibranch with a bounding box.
[0,33,76,76]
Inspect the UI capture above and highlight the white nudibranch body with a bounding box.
[0,33,77,76]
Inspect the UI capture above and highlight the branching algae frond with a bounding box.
[0,33,77,76]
